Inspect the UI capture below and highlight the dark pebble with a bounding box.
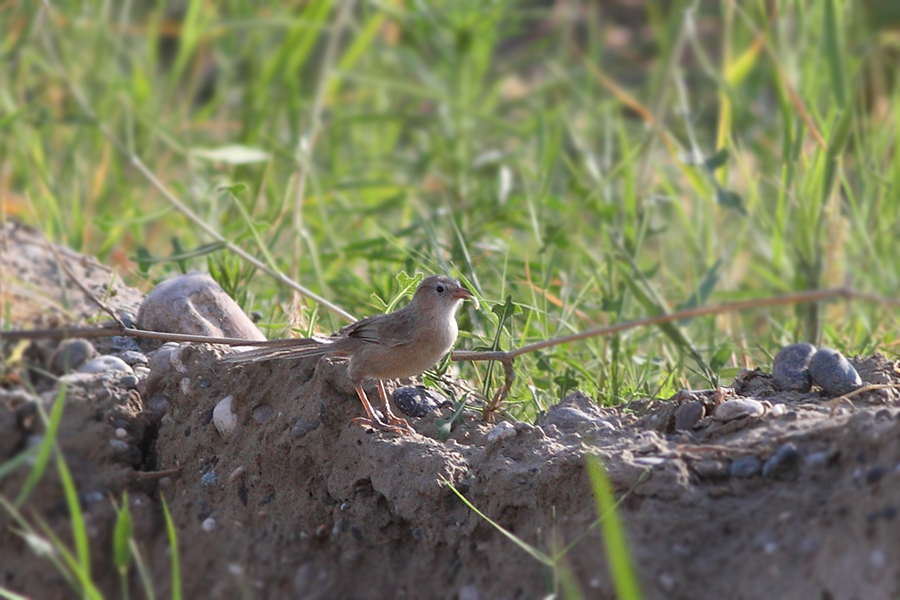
[808,348,862,397]
[120,375,139,389]
[772,343,816,392]
[51,338,97,373]
[866,465,887,485]
[875,409,893,421]
[113,350,149,367]
[393,386,449,418]
[762,443,802,479]
[292,420,319,439]
[730,455,762,478]
[674,401,704,431]
[882,506,897,520]
[238,483,248,506]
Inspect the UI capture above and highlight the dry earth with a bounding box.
[2,221,900,599]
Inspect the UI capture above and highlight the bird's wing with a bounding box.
[344,309,415,348]
[222,336,342,364]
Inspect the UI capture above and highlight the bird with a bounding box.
[223,275,476,434]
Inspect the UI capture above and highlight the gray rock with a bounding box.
[137,272,266,341]
[50,338,98,373]
[78,355,133,374]
[113,350,149,367]
[772,343,816,392]
[674,401,704,431]
[393,386,449,418]
[730,455,762,478]
[762,443,801,479]
[808,348,862,397]
[714,398,765,421]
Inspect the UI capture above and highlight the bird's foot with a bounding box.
[351,416,415,435]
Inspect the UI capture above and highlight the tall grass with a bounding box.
[3,1,898,412]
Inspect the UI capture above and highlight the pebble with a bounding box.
[486,421,516,442]
[115,428,128,439]
[292,420,319,439]
[674,401,704,431]
[866,465,887,485]
[78,355,133,374]
[50,338,97,373]
[252,405,273,423]
[808,348,862,397]
[120,375,139,389]
[730,455,761,478]
[770,403,787,417]
[213,396,237,437]
[113,350,149,367]
[542,406,597,431]
[772,343,816,392]
[762,443,801,479]
[109,439,130,452]
[137,272,266,341]
[201,517,217,532]
[201,471,219,487]
[713,398,765,421]
[392,386,449,417]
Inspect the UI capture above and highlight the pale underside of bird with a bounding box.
[223,275,475,434]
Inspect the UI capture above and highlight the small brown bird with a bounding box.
[224,275,475,433]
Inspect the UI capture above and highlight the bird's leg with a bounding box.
[351,383,410,435]
[376,379,414,432]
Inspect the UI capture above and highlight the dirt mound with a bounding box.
[2,222,900,599]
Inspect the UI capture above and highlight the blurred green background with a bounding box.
[3,0,900,419]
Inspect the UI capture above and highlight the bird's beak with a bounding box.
[453,286,479,309]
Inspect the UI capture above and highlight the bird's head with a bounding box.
[411,275,477,316]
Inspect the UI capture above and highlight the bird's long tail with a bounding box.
[221,337,342,364]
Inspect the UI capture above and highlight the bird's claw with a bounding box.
[351,416,415,435]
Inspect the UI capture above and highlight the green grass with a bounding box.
[5,0,899,418]
[2,2,900,594]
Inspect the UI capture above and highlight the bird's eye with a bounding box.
[435,284,445,293]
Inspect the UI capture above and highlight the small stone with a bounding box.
[392,386,448,418]
[714,398,765,421]
[78,355,133,374]
[674,401,704,431]
[292,420,319,439]
[770,403,787,417]
[252,405,273,423]
[808,348,862,397]
[486,421,516,442]
[201,517,216,532]
[113,350,149,367]
[109,439,130,452]
[120,375,139,389]
[866,465,887,485]
[772,343,816,392]
[692,459,729,479]
[228,466,246,484]
[458,584,485,600]
[115,428,127,439]
[201,471,219,487]
[542,406,596,431]
[730,455,761,478]
[50,339,97,373]
[763,443,801,479]
[213,396,237,438]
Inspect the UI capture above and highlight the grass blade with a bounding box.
[161,494,182,600]
[16,384,66,506]
[586,455,643,600]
